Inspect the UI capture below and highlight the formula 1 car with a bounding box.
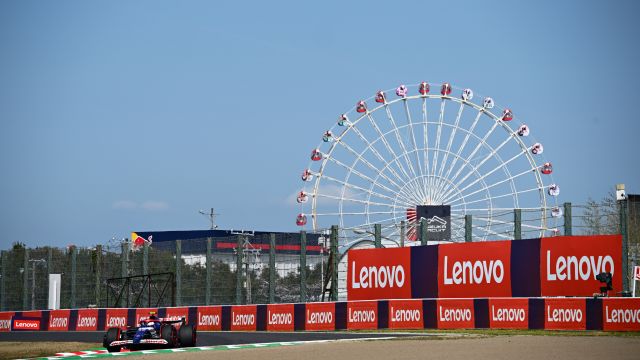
[103,315,196,352]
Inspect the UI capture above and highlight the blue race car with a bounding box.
[103,312,196,352]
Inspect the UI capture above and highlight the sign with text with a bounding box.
[602,298,640,331]
[347,247,412,300]
[230,305,257,331]
[11,317,41,331]
[135,308,158,325]
[388,299,423,329]
[266,304,295,331]
[48,309,71,331]
[76,309,99,331]
[436,299,475,329]
[0,312,14,332]
[488,298,529,329]
[196,306,222,331]
[438,241,512,298]
[544,298,586,330]
[416,205,451,242]
[305,302,335,331]
[346,301,378,330]
[105,308,128,329]
[540,235,621,296]
[164,307,189,324]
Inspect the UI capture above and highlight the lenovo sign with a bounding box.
[105,309,128,329]
[388,299,423,329]
[48,310,71,331]
[488,298,528,329]
[347,301,377,330]
[197,306,222,331]
[231,305,257,331]
[76,309,98,331]
[541,235,621,296]
[438,241,512,298]
[305,302,335,331]
[348,247,411,301]
[0,312,14,332]
[436,299,474,329]
[544,298,586,330]
[602,298,640,331]
[12,317,41,331]
[266,304,295,331]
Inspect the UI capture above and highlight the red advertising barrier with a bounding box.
[541,235,622,297]
[388,299,423,329]
[196,306,222,331]
[305,302,335,331]
[602,298,640,331]
[346,301,378,330]
[104,308,128,329]
[230,305,257,331]
[544,298,586,330]
[135,308,158,325]
[12,317,41,331]
[48,310,71,331]
[164,307,189,323]
[488,298,528,329]
[21,311,42,318]
[266,304,295,331]
[76,309,98,331]
[347,247,412,301]
[0,312,14,332]
[436,299,475,329]
[438,241,512,298]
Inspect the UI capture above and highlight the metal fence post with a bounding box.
[120,242,128,307]
[400,221,405,247]
[70,246,77,309]
[95,245,102,307]
[206,237,212,306]
[620,199,629,293]
[420,218,427,245]
[0,251,6,311]
[374,224,382,248]
[564,202,572,236]
[143,243,149,276]
[514,209,522,240]
[175,240,182,306]
[300,231,307,303]
[236,235,243,305]
[330,225,338,302]
[23,248,29,310]
[465,215,472,242]
[269,233,276,304]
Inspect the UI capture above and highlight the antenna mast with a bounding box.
[199,208,219,230]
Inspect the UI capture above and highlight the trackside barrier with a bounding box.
[1,298,639,332]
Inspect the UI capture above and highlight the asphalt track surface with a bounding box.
[0,331,423,345]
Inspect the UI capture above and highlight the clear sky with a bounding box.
[1,0,639,249]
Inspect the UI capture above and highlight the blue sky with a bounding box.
[1,0,639,248]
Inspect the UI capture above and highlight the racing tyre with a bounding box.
[161,324,177,348]
[178,324,196,347]
[104,327,121,353]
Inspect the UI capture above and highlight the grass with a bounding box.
[0,342,101,360]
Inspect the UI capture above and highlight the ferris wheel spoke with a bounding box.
[332,139,404,190]
[323,155,403,198]
[315,211,395,216]
[436,102,465,186]
[366,112,415,181]
[402,99,425,179]
[315,193,402,208]
[448,183,543,208]
[319,173,414,207]
[383,104,422,189]
[429,99,447,200]
[441,111,483,184]
[441,149,530,203]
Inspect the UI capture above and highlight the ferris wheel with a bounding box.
[295,82,560,247]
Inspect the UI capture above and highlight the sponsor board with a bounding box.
[105,309,128,329]
[135,308,158,325]
[0,312,14,332]
[488,298,528,329]
[348,247,412,301]
[197,306,222,331]
[11,317,41,331]
[346,301,378,330]
[436,299,475,329]
[388,299,423,329]
[76,309,99,331]
[266,304,295,331]
[438,241,512,298]
[602,298,640,331]
[164,307,189,324]
[48,309,71,331]
[230,305,257,331]
[305,302,335,331]
[541,235,621,296]
[544,298,586,330]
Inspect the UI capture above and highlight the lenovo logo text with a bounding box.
[443,256,504,285]
[351,262,405,289]
[546,251,614,281]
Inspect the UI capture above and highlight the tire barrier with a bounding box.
[1,297,639,332]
